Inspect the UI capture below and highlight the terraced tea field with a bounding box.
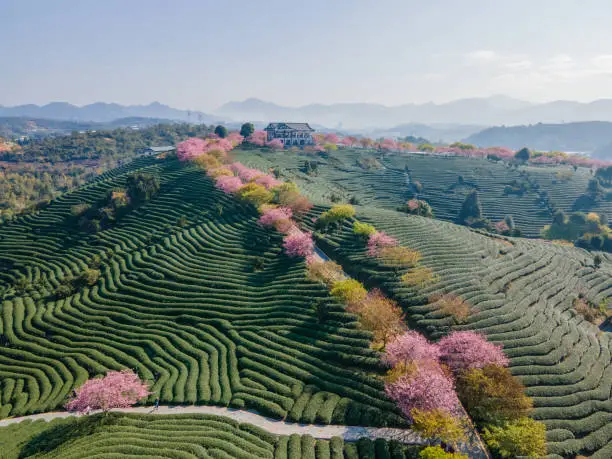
[232,148,612,237]
[0,157,403,427]
[306,207,612,458]
[0,413,420,458]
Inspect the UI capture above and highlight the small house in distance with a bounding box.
[137,146,176,156]
[264,123,315,146]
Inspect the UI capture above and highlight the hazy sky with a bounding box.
[3,0,612,111]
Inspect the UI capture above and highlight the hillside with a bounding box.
[465,121,612,152]
[231,147,612,237]
[0,147,610,457]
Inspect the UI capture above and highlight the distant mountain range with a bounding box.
[215,96,612,129]
[0,102,222,124]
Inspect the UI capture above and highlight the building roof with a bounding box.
[265,122,314,132]
[147,146,176,152]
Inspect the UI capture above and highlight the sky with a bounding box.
[2,0,612,111]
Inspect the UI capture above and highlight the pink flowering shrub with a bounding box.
[407,199,419,211]
[283,231,314,257]
[66,370,150,413]
[379,138,399,151]
[324,133,340,143]
[215,176,243,194]
[227,132,244,147]
[494,220,510,233]
[367,231,398,257]
[247,130,267,146]
[385,362,459,417]
[258,207,293,227]
[255,174,282,189]
[384,331,441,367]
[438,331,509,372]
[266,139,284,150]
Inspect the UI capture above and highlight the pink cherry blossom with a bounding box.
[230,162,263,181]
[66,370,150,414]
[367,231,398,257]
[177,138,207,161]
[283,231,314,257]
[407,199,419,211]
[266,139,284,150]
[227,132,244,147]
[384,331,441,367]
[324,133,340,144]
[438,331,509,373]
[385,361,459,418]
[215,175,243,194]
[258,207,293,227]
[255,174,282,189]
[247,130,267,147]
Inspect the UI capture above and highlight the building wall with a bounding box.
[266,129,314,146]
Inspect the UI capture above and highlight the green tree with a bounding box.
[239,123,255,138]
[458,190,482,224]
[214,125,228,138]
[514,147,530,162]
[482,417,547,458]
[126,173,160,203]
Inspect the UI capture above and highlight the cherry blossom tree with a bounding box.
[266,139,284,150]
[258,207,293,228]
[324,133,340,144]
[227,132,244,147]
[230,162,262,182]
[177,138,207,161]
[384,331,441,367]
[65,370,150,414]
[246,130,267,146]
[215,176,243,194]
[255,174,282,190]
[385,361,459,418]
[367,231,398,257]
[438,331,509,373]
[283,231,314,257]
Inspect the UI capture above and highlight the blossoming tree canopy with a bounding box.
[385,361,459,417]
[367,231,398,257]
[283,231,314,257]
[246,130,267,146]
[258,206,293,228]
[438,331,509,372]
[384,331,442,367]
[65,369,150,413]
[176,138,207,161]
[266,138,284,150]
[215,175,244,194]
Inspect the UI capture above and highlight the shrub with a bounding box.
[54,284,73,299]
[438,331,509,373]
[411,408,467,449]
[457,190,482,224]
[401,266,438,288]
[319,204,356,226]
[456,365,533,425]
[430,294,471,324]
[215,176,243,194]
[482,417,547,458]
[258,207,293,229]
[573,297,606,324]
[330,279,368,306]
[384,331,440,367]
[353,221,376,238]
[126,172,160,203]
[71,203,90,216]
[419,446,467,459]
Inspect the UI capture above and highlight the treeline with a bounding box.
[0,123,212,221]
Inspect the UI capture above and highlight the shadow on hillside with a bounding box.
[18,414,120,458]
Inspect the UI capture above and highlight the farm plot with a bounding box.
[0,413,420,459]
[0,158,402,427]
[307,207,612,458]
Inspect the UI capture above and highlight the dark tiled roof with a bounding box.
[265,122,314,132]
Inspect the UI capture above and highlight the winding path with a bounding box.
[0,404,423,443]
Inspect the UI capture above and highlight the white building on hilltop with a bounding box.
[264,122,315,146]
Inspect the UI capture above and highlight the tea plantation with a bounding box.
[0,156,403,427]
[305,206,612,458]
[232,148,612,237]
[0,413,420,458]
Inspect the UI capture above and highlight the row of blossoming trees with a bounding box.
[243,125,611,169]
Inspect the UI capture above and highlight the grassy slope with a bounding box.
[0,413,420,459]
[0,156,402,427]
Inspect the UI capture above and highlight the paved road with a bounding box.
[0,404,423,443]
